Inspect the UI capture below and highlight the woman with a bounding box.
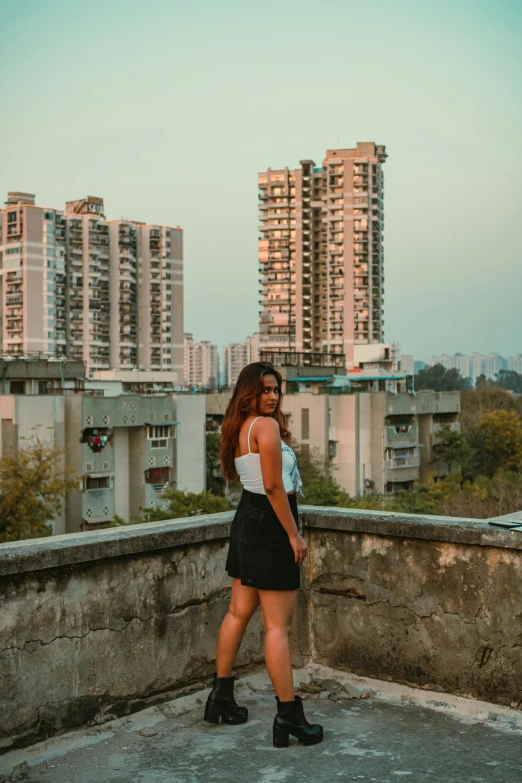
[204,362,323,748]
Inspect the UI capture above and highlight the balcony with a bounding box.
[386,425,418,446]
[1,506,521,776]
[386,454,421,469]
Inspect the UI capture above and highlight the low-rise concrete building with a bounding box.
[0,359,205,532]
[206,353,460,496]
[281,382,460,495]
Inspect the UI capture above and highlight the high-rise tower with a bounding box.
[258,142,387,366]
[0,192,183,378]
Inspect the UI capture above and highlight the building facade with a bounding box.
[0,193,183,378]
[206,382,460,497]
[280,385,460,496]
[184,336,219,389]
[223,332,260,387]
[430,353,471,380]
[258,143,387,367]
[0,360,205,533]
[430,352,519,385]
[508,354,522,374]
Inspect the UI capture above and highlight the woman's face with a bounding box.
[255,373,280,416]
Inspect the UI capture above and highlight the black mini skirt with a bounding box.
[225,489,301,591]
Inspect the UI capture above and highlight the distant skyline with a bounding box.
[1,0,521,359]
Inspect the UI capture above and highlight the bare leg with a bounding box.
[259,589,298,702]
[215,578,260,677]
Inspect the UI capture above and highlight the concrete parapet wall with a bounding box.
[303,508,522,709]
[1,507,521,750]
[0,514,265,750]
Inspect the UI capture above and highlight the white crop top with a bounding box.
[234,416,304,496]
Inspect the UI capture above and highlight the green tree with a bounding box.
[496,370,522,394]
[460,384,520,432]
[293,444,352,507]
[475,373,489,389]
[134,488,230,523]
[468,410,522,477]
[431,426,473,475]
[415,364,471,392]
[0,435,79,543]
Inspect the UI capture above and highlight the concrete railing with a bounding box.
[1,506,521,751]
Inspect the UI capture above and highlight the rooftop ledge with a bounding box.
[0,506,520,576]
[2,505,521,753]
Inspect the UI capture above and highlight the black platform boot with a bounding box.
[203,674,248,725]
[273,695,323,747]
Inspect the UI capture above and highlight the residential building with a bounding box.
[258,142,387,367]
[245,332,260,364]
[430,352,522,385]
[205,352,460,496]
[508,354,522,374]
[0,358,205,533]
[471,353,508,386]
[223,332,260,387]
[0,193,183,378]
[430,353,471,379]
[184,337,219,389]
[0,192,66,358]
[183,333,193,386]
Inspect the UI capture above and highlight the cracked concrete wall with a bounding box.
[0,519,268,750]
[1,506,521,751]
[304,516,522,709]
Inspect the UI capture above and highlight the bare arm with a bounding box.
[254,418,307,564]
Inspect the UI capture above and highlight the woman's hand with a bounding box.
[289,532,307,566]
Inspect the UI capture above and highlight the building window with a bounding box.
[7,212,16,223]
[301,408,309,440]
[85,475,110,490]
[145,466,170,485]
[328,440,337,459]
[147,424,172,439]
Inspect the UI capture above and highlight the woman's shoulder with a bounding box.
[253,416,280,436]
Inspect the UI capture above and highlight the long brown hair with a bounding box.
[220,362,285,480]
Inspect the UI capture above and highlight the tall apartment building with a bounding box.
[223,332,260,387]
[184,336,219,389]
[0,193,183,378]
[471,353,508,386]
[508,354,522,374]
[0,192,66,358]
[430,353,472,380]
[431,352,519,385]
[258,143,387,367]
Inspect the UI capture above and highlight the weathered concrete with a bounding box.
[1,667,520,783]
[0,516,264,750]
[1,505,522,753]
[0,513,235,576]
[304,512,522,708]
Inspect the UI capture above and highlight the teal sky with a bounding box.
[1,0,521,362]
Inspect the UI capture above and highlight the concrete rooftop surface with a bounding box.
[2,666,521,783]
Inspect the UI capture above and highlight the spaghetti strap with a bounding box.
[247,416,264,453]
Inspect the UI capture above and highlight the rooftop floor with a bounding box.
[3,666,521,783]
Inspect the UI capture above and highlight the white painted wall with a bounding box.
[173,394,206,493]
